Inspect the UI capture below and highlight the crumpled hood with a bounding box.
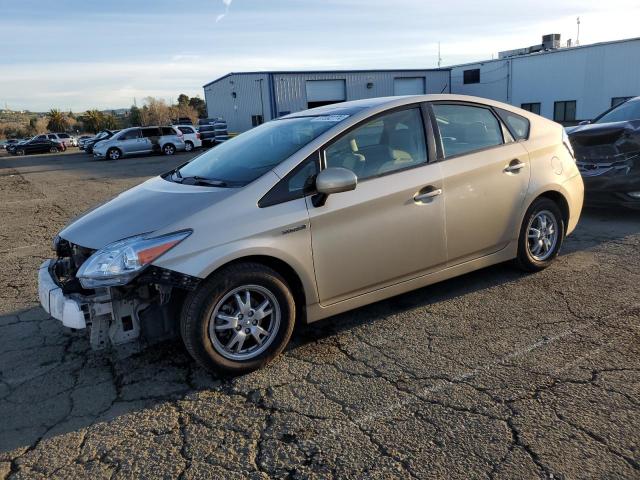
[568,120,640,191]
[59,176,236,249]
[568,120,640,162]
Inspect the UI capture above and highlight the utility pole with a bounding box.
[576,17,580,46]
[437,42,442,68]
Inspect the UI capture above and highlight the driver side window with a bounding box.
[324,107,428,180]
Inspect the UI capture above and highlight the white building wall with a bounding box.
[450,60,510,103]
[451,38,640,121]
[204,73,272,133]
[510,39,640,120]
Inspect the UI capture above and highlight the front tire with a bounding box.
[180,263,296,375]
[106,148,121,160]
[16,149,25,156]
[49,146,59,153]
[515,197,565,272]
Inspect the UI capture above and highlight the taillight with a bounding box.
[196,133,200,139]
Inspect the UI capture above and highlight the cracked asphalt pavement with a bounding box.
[1,150,639,479]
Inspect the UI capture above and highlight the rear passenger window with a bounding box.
[142,127,161,137]
[496,108,530,140]
[325,108,427,180]
[432,104,503,157]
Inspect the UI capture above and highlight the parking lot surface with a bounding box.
[0,150,639,479]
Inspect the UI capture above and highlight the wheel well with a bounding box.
[217,256,307,323]
[537,191,570,228]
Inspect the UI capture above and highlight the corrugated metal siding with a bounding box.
[273,71,451,116]
[204,73,272,133]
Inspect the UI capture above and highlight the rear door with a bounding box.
[307,105,447,305]
[141,127,162,153]
[429,102,531,264]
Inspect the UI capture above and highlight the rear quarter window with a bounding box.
[161,127,176,135]
[496,108,530,140]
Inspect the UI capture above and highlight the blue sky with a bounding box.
[1,0,639,111]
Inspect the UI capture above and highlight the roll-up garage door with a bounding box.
[393,77,425,96]
[306,80,346,108]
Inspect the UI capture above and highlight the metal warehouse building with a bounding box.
[203,36,640,132]
[450,36,640,125]
[203,70,450,132]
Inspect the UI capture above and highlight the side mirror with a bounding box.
[578,120,591,126]
[312,167,357,207]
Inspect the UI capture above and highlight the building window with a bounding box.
[554,101,576,123]
[463,69,480,84]
[521,103,541,115]
[251,115,264,127]
[611,97,633,108]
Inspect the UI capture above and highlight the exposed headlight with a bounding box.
[562,129,575,160]
[76,230,191,288]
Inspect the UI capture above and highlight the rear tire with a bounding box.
[180,263,296,375]
[515,197,565,272]
[184,141,194,152]
[163,143,176,155]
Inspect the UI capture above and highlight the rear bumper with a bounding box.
[563,173,584,236]
[38,260,87,329]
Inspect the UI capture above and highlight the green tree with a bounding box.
[188,96,207,118]
[82,109,104,133]
[177,93,190,107]
[129,105,142,126]
[102,114,119,130]
[46,109,69,132]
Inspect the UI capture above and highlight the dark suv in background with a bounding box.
[198,119,228,147]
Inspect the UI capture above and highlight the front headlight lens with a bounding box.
[76,230,191,288]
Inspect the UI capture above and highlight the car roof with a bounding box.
[282,94,523,119]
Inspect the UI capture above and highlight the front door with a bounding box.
[430,102,531,264]
[307,106,447,305]
[119,128,146,154]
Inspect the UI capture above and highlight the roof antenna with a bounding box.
[576,17,580,46]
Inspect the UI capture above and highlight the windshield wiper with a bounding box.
[180,176,228,187]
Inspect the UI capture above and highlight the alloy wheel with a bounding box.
[208,285,281,361]
[526,210,559,261]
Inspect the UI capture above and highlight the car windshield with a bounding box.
[175,116,347,186]
[595,99,640,124]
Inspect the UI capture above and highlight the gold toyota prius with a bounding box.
[38,95,584,374]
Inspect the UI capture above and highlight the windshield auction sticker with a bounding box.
[310,115,350,122]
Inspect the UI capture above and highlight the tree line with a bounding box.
[0,94,207,139]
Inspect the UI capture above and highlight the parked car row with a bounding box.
[92,126,186,160]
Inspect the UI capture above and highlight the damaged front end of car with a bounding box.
[39,233,200,350]
[569,120,640,207]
